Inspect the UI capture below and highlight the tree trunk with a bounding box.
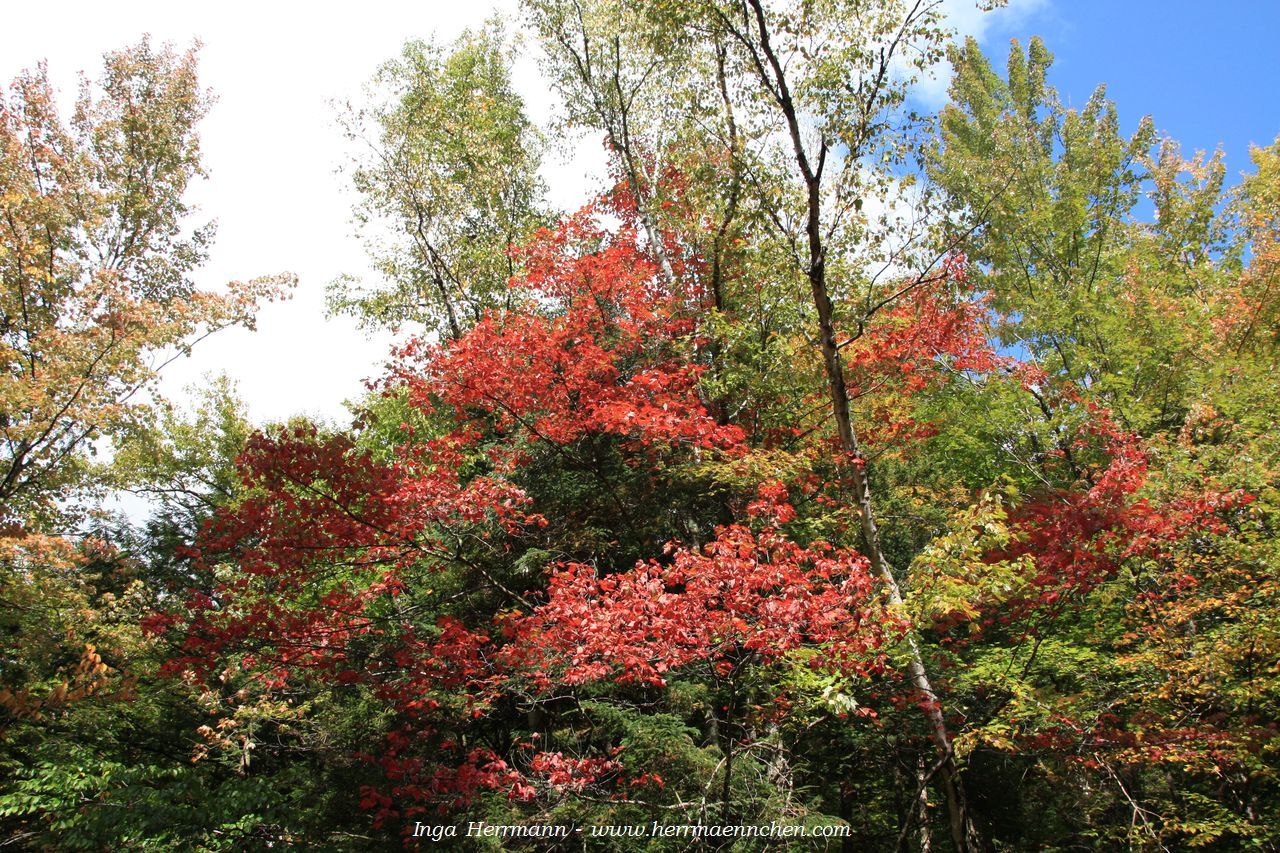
[808,250,980,852]
[732,1,983,847]
[918,754,935,853]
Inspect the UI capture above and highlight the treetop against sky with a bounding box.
[3,0,1274,427]
[3,1,1279,849]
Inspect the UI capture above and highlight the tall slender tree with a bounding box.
[331,18,547,339]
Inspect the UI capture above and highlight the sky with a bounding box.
[2,0,1277,430]
[996,0,1280,174]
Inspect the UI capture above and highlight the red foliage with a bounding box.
[509,501,894,691]
[391,201,744,455]
[992,407,1251,617]
[527,751,623,793]
[149,189,953,821]
[157,426,537,683]
[842,255,1000,447]
[160,193,744,689]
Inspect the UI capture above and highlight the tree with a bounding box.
[524,1,1003,847]
[514,486,894,823]
[0,39,289,528]
[0,41,289,849]
[928,36,1220,436]
[330,18,547,339]
[25,13,1273,852]
[0,384,319,851]
[141,186,932,838]
[916,38,1280,849]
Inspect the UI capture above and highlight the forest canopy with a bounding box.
[2,3,1278,851]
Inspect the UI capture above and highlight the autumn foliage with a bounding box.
[5,16,1280,853]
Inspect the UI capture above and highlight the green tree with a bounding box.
[920,38,1280,850]
[330,18,547,339]
[927,36,1239,435]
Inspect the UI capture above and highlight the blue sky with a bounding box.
[974,0,1279,183]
